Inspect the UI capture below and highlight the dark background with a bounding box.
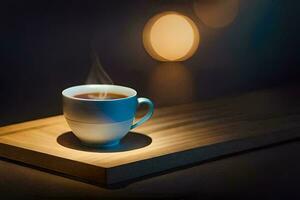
[1,1,300,199]
[1,0,299,125]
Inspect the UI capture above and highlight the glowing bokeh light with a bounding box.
[193,0,239,28]
[143,12,200,61]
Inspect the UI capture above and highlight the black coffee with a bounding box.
[74,92,127,100]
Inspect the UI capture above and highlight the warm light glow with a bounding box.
[193,0,239,28]
[148,63,194,106]
[143,12,200,61]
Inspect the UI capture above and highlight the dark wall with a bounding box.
[1,0,299,125]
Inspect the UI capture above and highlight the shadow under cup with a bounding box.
[62,84,154,148]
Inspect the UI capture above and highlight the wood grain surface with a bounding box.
[1,86,300,185]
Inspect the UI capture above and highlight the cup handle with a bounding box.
[131,97,154,130]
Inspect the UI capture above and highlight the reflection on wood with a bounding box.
[0,86,300,185]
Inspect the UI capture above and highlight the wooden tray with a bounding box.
[1,87,300,186]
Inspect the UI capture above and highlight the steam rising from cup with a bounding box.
[85,51,113,99]
[86,51,113,85]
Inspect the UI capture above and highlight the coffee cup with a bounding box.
[62,84,154,147]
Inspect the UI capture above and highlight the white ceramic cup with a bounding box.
[62,84,154,147]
